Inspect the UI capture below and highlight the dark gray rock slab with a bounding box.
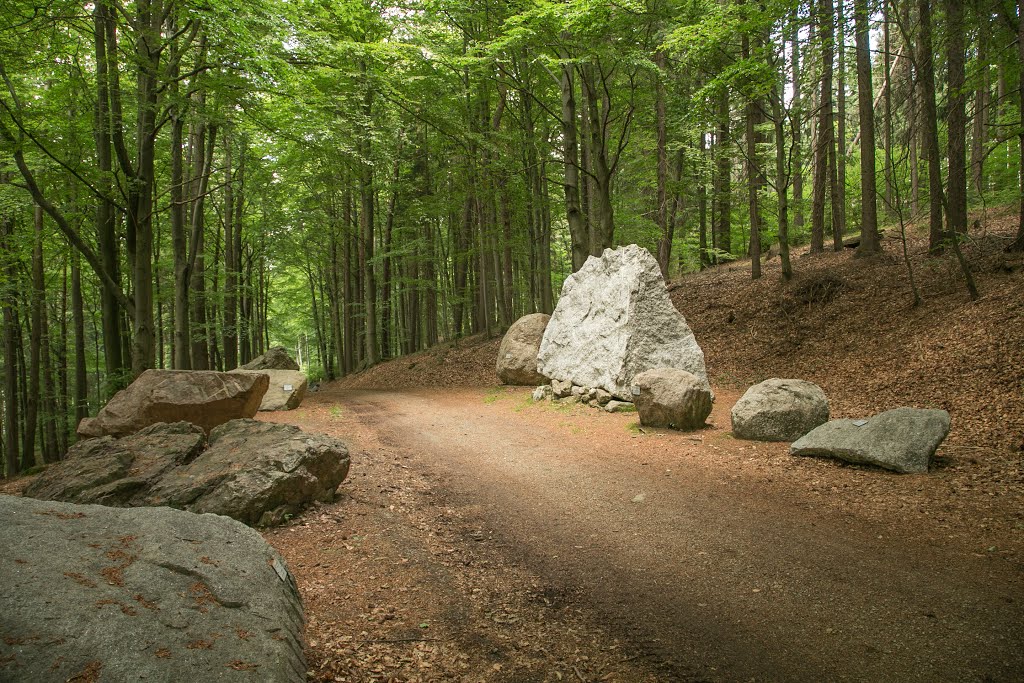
[145,419,350,527]
[25,420,350,528]
[790,407,951,473]
[0,495,305,682]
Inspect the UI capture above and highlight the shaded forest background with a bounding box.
[1,0,1023,476]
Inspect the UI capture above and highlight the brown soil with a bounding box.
[264,213,1024,682]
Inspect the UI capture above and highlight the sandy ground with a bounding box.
[262,384,1024,682]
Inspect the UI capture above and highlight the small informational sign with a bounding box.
[282,384,293,392]
[852,419,868,427]
[631,385,641,396]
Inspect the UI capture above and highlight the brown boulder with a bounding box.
[76,369,268,439]
[496,313,550,385]
[240,346,300,371]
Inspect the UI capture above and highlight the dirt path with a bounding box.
[263,385,1024,683]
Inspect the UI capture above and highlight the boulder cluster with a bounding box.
[498,244,951,473]
[3,347,331,679]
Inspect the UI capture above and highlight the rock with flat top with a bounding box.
[496,314,551,385]
[537,245,707,399]
[789,407,950,473]
[731,378,830,441]
[0,495,306,682]
[76,370,268,439]
[240,346,300,371]
[632,368,712,430]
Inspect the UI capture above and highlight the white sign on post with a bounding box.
[282,384,293,392]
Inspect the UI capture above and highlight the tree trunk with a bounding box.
[916,0,944,250]
[559,45,589,271]
[1009,3,1024,251]
[698,133,710,269]
[743,29,763,280]
[93,1,124,388]
[834,0,847,250]
[71,251,88,431]
[855,0,881,255]
[811,0,835,255]
[359,77,378,365]
[223,134,238,370]
[883,4,895,213]
[715,89,732,258]
[945,0,968,237]
[772,86,793,281]
[655,51,671,277]
[2,215,20,476]
[790,15,804,237]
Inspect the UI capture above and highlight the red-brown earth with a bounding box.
[262,211,1024,682]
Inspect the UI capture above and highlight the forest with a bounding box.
[1,0,1022,477]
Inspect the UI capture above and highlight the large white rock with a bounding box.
[537,245,707,399]
[232,369,307,411]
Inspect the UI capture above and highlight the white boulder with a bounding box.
[537,245,707,399]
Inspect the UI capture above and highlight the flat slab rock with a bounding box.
[26,419,350,527]
[0,495,305,682]
[790,407,951,474]
[240,346,300,371]
[537,245,707,400]
[77,370,268,439]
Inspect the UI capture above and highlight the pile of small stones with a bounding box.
[532,379,636,413]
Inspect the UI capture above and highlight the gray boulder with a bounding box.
[790,407,951,473]
[496,314,551,385]
[0,495,305,682]
[231,369,308,411]
[240,346,300,371]
[632,368,713,430]
[532,385,553,402]
[145,419,350,527]
[731,378,830,441]
[25,420,350,528]
[77,370,269,439]
[537,245,707,399]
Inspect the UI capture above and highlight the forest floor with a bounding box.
[261,209,1024,682]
